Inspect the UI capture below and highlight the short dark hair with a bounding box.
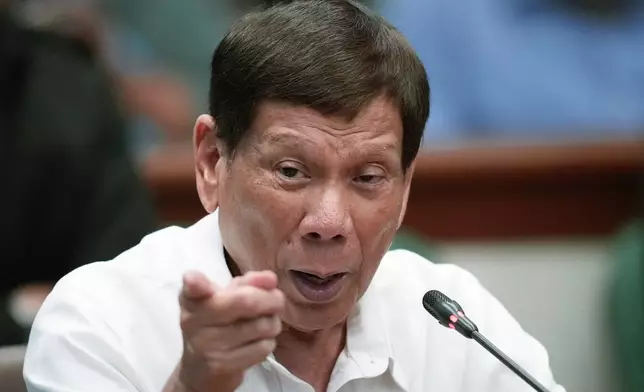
[209,0,429,171]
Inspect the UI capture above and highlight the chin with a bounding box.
[282,299,353,332]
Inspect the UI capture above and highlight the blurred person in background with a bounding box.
[0,5,156,345]
[17,0,197,158]
[380,0,644,145]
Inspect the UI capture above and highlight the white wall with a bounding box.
[435,239,621,392]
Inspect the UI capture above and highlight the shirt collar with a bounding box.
[346,285,410,390]
[185,209,234,287]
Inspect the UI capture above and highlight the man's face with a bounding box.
[195,97,413,331]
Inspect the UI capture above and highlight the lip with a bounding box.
[288,270,348,304]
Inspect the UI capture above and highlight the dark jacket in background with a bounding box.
[0,12,157,344]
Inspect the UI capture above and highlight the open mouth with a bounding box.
[289,270,348,303]
[292,271,346,284]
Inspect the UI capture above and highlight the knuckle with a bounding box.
[204,328,229,350]
[205,351,230,374]
[241,295,256,311]
[271,316,283,335]
[258,339,276,355]
[207,359,229,376]
[258,316,281,337]
[255,317,271,335]
[236,288,257,311]
[179,312,193,331]
[184,333,208,356]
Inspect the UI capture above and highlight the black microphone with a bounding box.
[422,290,550,392]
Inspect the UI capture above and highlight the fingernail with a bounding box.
[183,272,199,285]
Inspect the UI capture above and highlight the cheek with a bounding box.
[352,191,404,285]
[353,191,403,252]
[218,170,302,271]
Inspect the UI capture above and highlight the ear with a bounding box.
[397,161,416,229]
[193,114,223,213]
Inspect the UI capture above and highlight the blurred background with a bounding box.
[0,0,643,391]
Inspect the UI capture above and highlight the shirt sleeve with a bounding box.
[23,272,141,392]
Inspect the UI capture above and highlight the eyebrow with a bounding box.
[356,141,398,155]
[257,131,317,150]
[257,130,400,163]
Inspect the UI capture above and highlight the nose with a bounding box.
[300,187,350,243]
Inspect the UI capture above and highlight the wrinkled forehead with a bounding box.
[243,98,404,157]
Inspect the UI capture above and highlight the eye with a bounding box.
[355,173,384,185]
[277,163,307,180]
[280,167,300,178]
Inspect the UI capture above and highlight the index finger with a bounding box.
[229,270,278,291]
[181,271,216,302]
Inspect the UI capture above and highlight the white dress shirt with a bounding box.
[24,211,565,392]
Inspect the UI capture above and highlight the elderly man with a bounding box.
[24,1,565,392]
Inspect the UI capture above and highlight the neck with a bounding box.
[275,322,347,392]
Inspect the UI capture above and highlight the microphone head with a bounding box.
[422,289,478,338]
[422,290,447,319]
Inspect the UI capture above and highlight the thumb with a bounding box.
[182,271,216,300]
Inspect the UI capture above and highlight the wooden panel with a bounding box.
[143,143,200,224]
[406,139,644,240]
[142,139,644,241]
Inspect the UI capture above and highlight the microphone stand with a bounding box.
[472,331,550,392]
